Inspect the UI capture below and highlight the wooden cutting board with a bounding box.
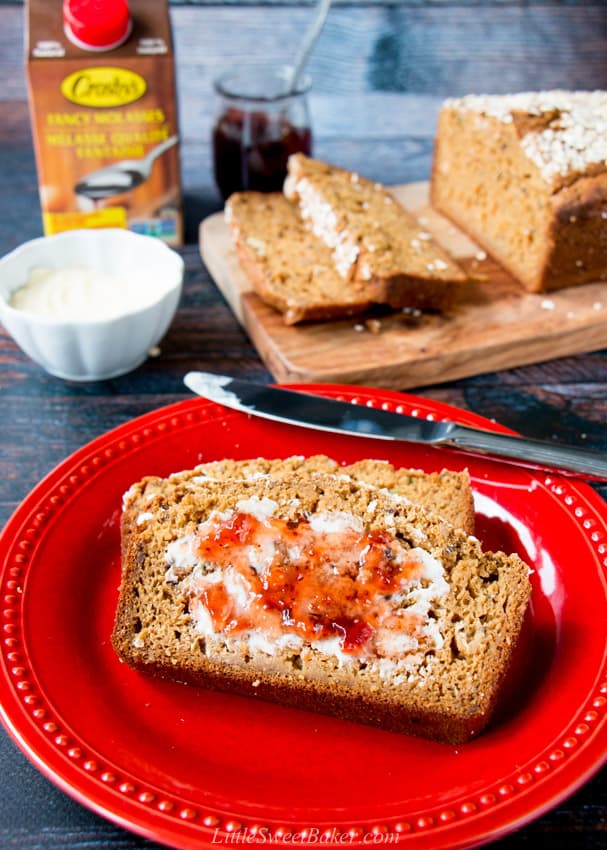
[199,182,607,389]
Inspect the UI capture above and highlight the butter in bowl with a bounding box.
[0,229,184,381]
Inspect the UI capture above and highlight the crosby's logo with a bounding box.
[60,67,146,107]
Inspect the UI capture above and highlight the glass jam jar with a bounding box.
[212,65,312,200]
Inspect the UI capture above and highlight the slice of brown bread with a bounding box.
[127,454,475,534]
[344,457,475,533]
[284,153,467,311]
[225,192,375,324]
[113,467,530,743]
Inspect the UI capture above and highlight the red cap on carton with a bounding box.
[63,0,132,51]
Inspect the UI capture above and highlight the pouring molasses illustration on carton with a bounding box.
[26,0,183,244]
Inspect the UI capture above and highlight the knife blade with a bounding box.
[184,371,607,480]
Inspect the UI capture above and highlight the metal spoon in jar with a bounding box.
[75,134,179,200]
[285,0,332,94]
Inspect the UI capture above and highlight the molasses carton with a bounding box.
[25,0,183,245]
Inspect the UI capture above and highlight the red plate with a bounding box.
[0,385,606,850]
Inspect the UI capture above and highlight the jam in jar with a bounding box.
[212,66,312,200]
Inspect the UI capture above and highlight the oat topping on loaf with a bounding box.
[112,458,530,743]
[431,90,607,292]
[444,90,607,186]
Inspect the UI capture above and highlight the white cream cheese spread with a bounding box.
[10,264,169,321]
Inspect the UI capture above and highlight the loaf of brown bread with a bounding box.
[285,153,467,311]
[431,90,607,292]
[112,461,530,743]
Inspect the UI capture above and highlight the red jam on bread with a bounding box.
[165,498,449,663]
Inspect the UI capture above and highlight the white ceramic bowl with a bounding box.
[0,229,184,381]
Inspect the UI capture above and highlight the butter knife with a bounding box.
[184,372,607,480]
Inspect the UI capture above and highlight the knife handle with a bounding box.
[447,427,607,479]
